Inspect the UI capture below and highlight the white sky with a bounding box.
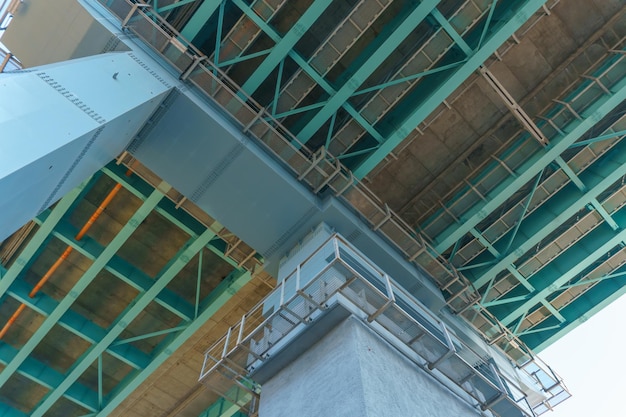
[539,294,626,416]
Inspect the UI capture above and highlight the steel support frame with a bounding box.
[499,217,626,328]
[229,0,387,146]
[468,134,626,291]
[95,269,252,416]
[239,0,334,96]
[30,228,216,416]
[432,74,626,254]
[294,0,442,143]
[0,179,89,298]
[0,187,167,391]
[353,0,550,179]
[101,164,242,271]
[534,268,626,352]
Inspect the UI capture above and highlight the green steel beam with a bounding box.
[230,0,386,145]
[468,227,535,297]
[0,404,27,417]
[560,269,626,290]
[568,128,626,148]
[180,0,221,41]
[431,8,473,56]
[0,342,98,412]
[554,156,620,230]
[0,187,166,390]
[156,0,198,14]
[351,59,467,97]
[101,164,242,270]
[295,0,441,143]
[5,278,150,370]
[499,217,626,327]
[533,271,626,352]
[31,227,216,416]
[0,177,89,298]
[240,0,334,95]
[94,269,252,416]
[38,215,196,322]
[432,73,626,253]
[353,0,549,179]
[467,138,626,290]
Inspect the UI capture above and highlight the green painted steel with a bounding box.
[230,0,386,145]
[498,219,626,327]
[0,187,166,390]
[568,128,626,148]
[432,74,626,253]
[240,0,334,95]
[0,341,98,411]
[533,274,626,352]
[156,0,197,13]
[295,0,441,143]
[31,227,216,416]
[95,269,252,416]
[0,403,27,417]
[465,114,626,291]
[39,215,196,322]
[5,277,150,370]
[353,0,549,179]
[0,178,89,298]
[180,0,221,42]
[101,165,244,270]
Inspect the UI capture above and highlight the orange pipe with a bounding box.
[75,183,123,241]
[1,180,126,339]
[29,246,74,297]
[0,303,26,340]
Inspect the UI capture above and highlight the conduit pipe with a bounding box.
[0,175,129,339]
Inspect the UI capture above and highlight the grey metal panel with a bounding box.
[132,90,446,311]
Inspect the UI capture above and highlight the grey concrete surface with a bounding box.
[259,316,480,417]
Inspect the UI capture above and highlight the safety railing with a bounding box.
[97,4,567,398]
[98,0,480,315]
[200,234,568,416]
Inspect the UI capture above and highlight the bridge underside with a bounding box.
[0,0,625,416]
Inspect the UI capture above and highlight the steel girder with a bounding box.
[352,0,550,178]
[427,57,626,254]
[0,188,167,391]
[180,0,221,41]
[95,268,252,416]
[464,135,626,291]
[239,0,334,96]
[0,166,257,415]
[294,0,441,143]
[228,0,387,145]
[0,179,89,298]
[29,228,216,416]
[497,208,626,327]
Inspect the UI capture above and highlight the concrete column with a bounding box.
[258,316,481,417]
[0,52,172,240]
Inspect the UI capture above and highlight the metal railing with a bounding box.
[200,235,569,416]
[96,0,568,392]
[98,0,479,313]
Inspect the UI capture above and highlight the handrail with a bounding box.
[200,235,569,416]
[95,0,565,384]
[99,0,480,312]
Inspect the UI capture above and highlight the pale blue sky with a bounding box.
[540,295,626,417]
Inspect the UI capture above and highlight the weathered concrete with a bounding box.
[258,317,480,417]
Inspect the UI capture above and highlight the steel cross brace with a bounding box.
[31,227,216,416]
[0,187,166,390]
[353,0,550,179]
[229,0,387,146]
